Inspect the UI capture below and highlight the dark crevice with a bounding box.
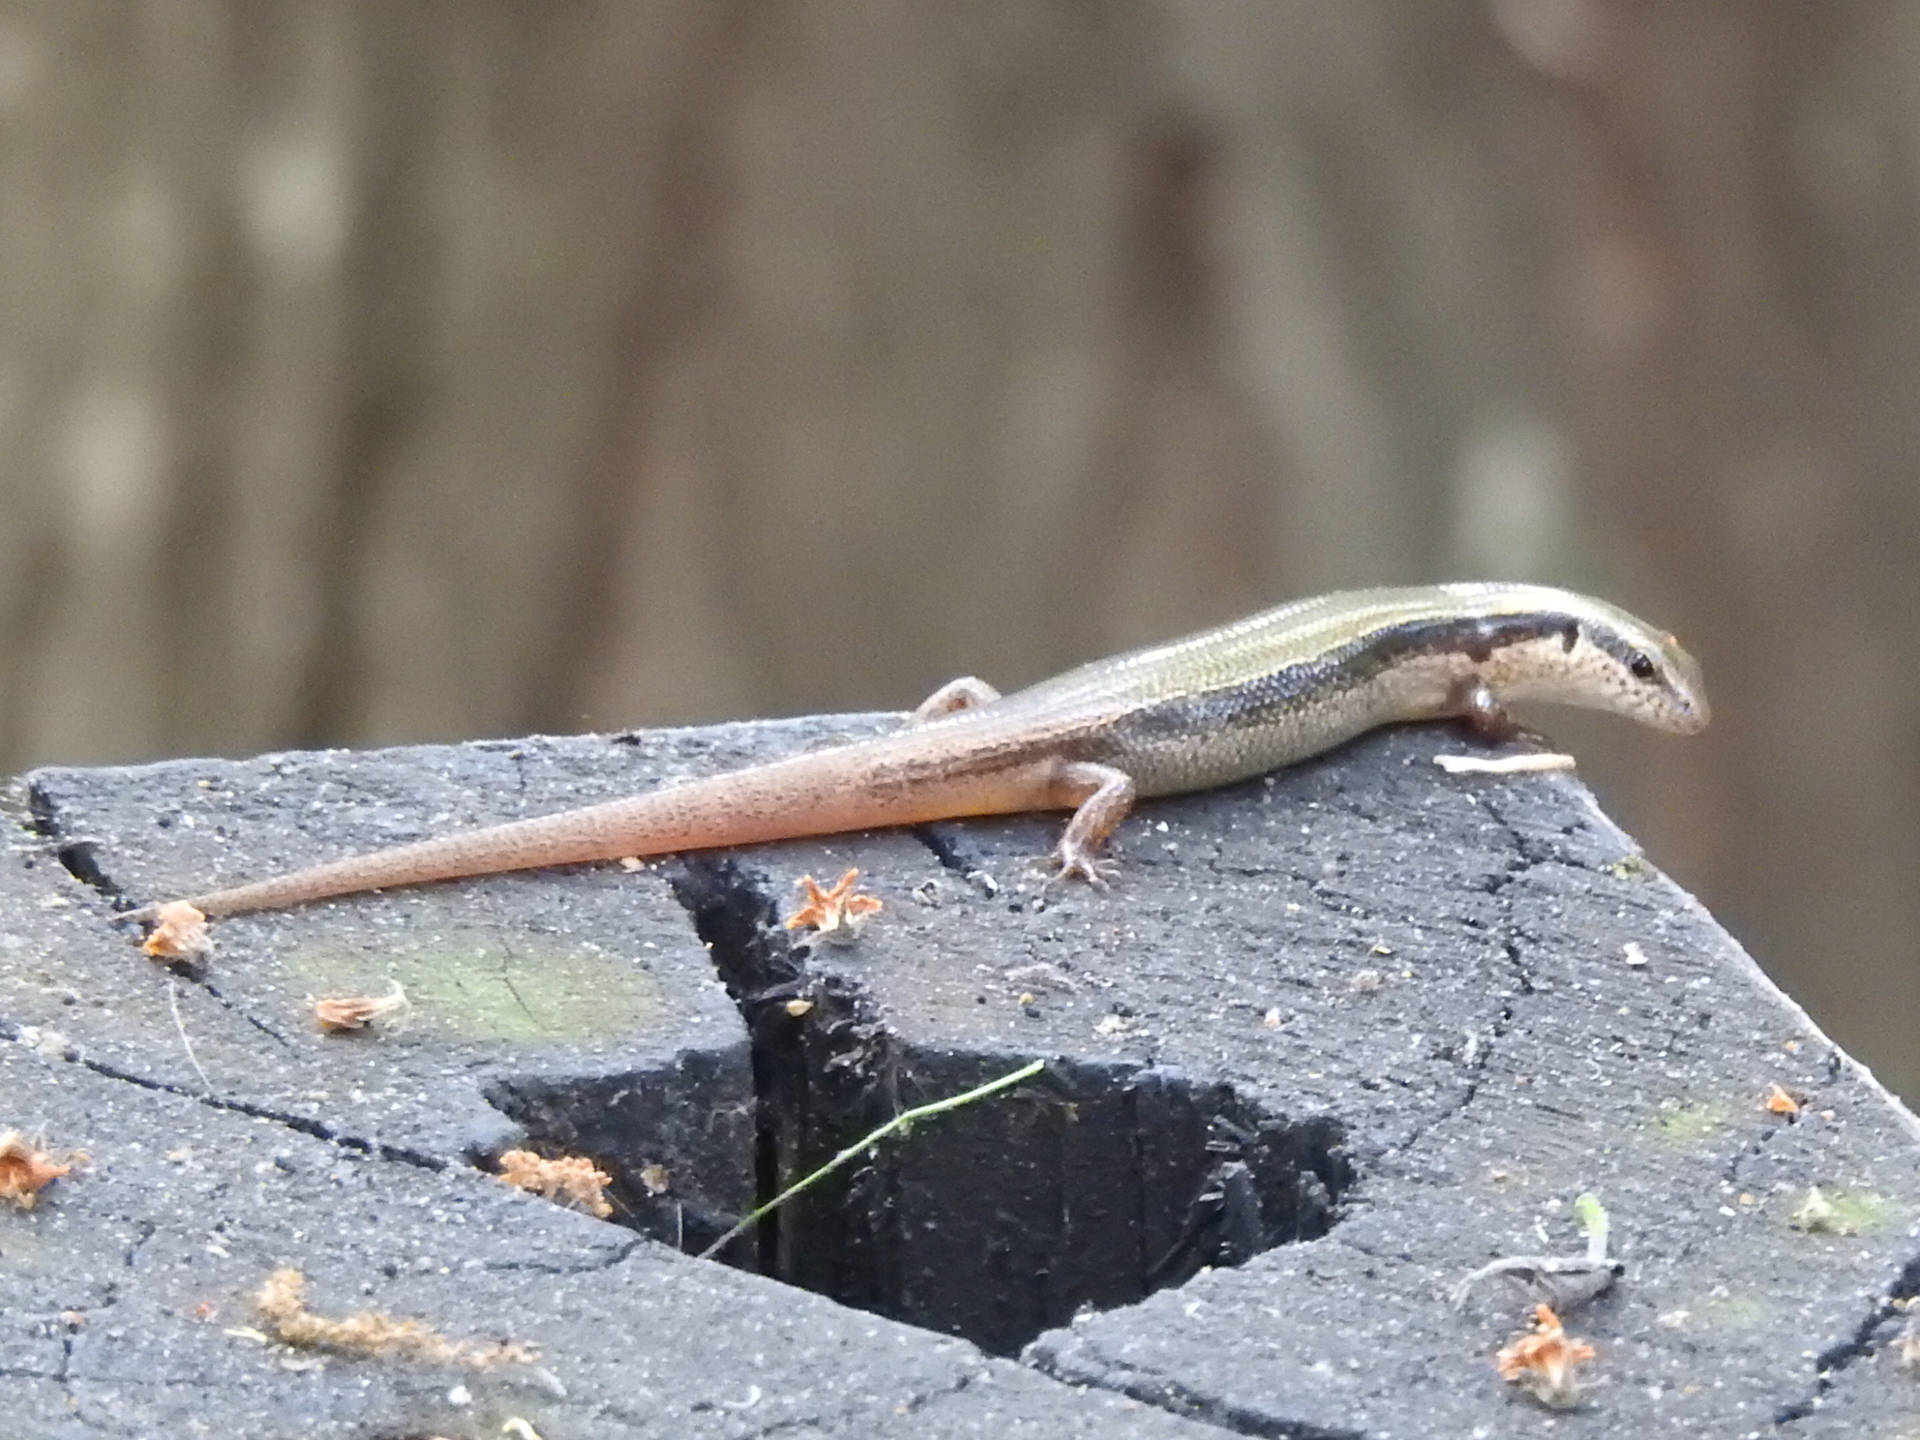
[1773,1251,1920,1424]
[669,854,819,1276]
[893,1369,976,1418]
[192,977,296,1049]
[1458,800,1539,1089]
[476,1244,643,1276]
[477,854,807,1266]
[49,838,115,896]
[121,1220,157,1270]
[1023,1355,1365,1440]
[1367,794,1540,1164]
[67,1052,446,1171]
[483,852,1354,1360]
[910,823,974,875]
[1720,1113,1790,1187]
[29,774,300,1043]
[1815,1256,1920,1375]
[689,1412,828,1438]
[25,776,129,903]
[1658,1111,1801,1277]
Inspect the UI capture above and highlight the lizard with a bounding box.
[126,582,1707,923]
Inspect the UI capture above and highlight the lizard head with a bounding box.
[1482,593,1710,734]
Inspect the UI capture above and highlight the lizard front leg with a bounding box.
[1450,677,1521,741]
[910,676,1003,722]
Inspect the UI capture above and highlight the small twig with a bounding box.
[1450,1192,1619,1311]
[168,979,212,1094]
[697,1058,1046,1260]
[1434,751,1576,775]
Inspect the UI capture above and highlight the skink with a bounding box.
[130,583,1707,920]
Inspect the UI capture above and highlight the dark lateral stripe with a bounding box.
[1110,611,1575,746]
[1377,611,1572,667]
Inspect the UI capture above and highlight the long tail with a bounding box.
[126,732,1049,920]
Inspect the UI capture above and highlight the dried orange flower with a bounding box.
[0,1131,78,1210]
[253,1267,531,1367]
[1764,1083,1801,1117]
[1496,1303,1595,1410]
[311,982,411,1034]
[142,901,212,962]
[785,869,882,945]
[496,1149,614,1218]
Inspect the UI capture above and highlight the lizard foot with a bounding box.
[1044,843,1118,890]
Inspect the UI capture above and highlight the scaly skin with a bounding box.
[130,583,1707,920]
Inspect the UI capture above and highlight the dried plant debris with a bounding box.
[0,1131,80,1210]
[1496,1304,1596,1410]
[311,982,412,1034]
[1788,1184,1890,1237]
[142,901,212,962]
[253,1268,533,1367]
[1764,1083,1801,1117]
[1454,1254,1622,1313]
[1433,751,1576,774]
[1451,1192,1620,1312]
[496,1149,614,1218]
[1791,1185,1840,1234]
[785,868,882,944]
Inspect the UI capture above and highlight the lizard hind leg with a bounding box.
[1046,760,1136,887]
[909,676,1003,723]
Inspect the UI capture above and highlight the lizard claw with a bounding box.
[1046,844,1117,890]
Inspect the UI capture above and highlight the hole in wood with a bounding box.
[757,1047,1351,1356]
[483,855,1354,1357]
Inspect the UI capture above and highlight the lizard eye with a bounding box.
[1627,650,1658,682]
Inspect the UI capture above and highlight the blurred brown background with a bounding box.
[3,2,1915,1098]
